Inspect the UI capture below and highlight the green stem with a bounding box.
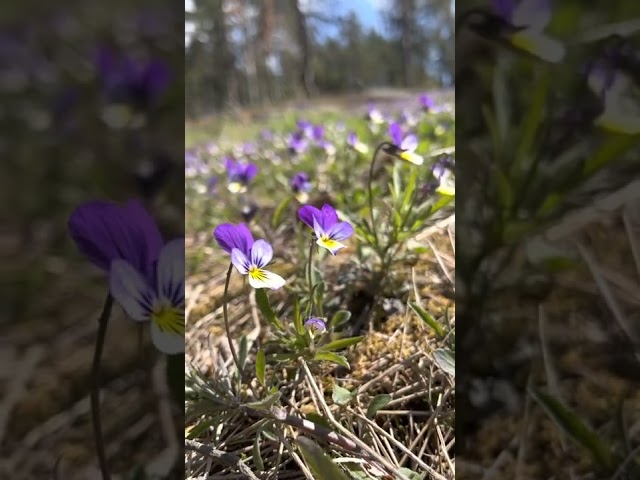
[223,263,243,377]
[91,293,114,480]
[306,236,315,317]
[367,142,393,249]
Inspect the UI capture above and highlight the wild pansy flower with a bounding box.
[290,172,313,203]
[491,0,565,63]
[298,204,354,256]
[68,199,163,281]
[432,160,455,196]
[214,223,285,290]
[185,150,208,177]
[94,46,171,110]
[288,131,308,155]
[367,103,385,125]
[388,122,424,165]
[346,132,369,154]
[419,93,434,111]
[109,238,185,354]
[311,125,336,155]
[297,120,314,138]
[224,157,258,193]
[586,40,640,134]
[304,317,327,333]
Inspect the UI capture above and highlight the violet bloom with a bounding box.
[431,159,455,196]
[389,122,424,165]
[68,199,163,281]
[288,131,308,155]
[491,0,565,63]
[298,204,354,256]
[419,93,434,110]
[297,120,314,138]
[367,103,384,124]
[224,157,258,193]
[346,132,369,154]
[109,238,185,354]
[207,175,218,195]
[304,317,327,333]
[94,46,171,110]
[290,172,313,203]
[214,223,285,290]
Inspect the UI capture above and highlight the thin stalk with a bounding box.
[91,293,114,480]
[306,236,315,317]
[367,142,393,249]
[223,263,243,377]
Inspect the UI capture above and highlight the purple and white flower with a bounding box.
[389,122,424,165]
[224,157,258,193]
[298,204,354,256]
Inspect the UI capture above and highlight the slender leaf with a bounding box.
[366,394,392,418]
[293,296,304,335]
[329,310,352,329]
[433,348,455,377]
[271,195,292,229]
[238,335,248,371]
[409,303,444,338]
[296,437,350,480]
[255,288,284,331]
[318,336,364,352]
[314,351,350,369]
[247,391,282,410]
[530,388,616,470]
[256,348,266,387]
[253,433,265,471]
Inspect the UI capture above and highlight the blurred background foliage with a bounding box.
[185,0,454,117]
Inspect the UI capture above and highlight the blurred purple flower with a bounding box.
[367,103,384,124]
[288,131,308,155]
[304,317,327,333]
[297,120,313,137]
[207,176,219,195]
[388,123,423,165]
[224,157,258,193]
[290,172,313,202]
[214,223,254,256]
[419,93,434,110]
[68,199,163,282]
[94,46,171,110]
[109,238,184,354]
[298,204,354,256]
[347,131,369,154]
[185,150,208,177]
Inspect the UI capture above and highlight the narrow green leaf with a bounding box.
[293,296,304,335]
[238,335,248,371]
[401,168,418,213]
[313,280,325,317]
[271,196,292,229]
[329,310,352,329]
[392,163,402,203]
[514,71,549,176]
[247,391,282,410]
[296,437,350,480]
[409,303,444,338]
[318,336,364,352]
[255,288,284,331]
[256,349,266,387]
[530,388,616,469]
[186,418,215,440]
[366,394,392,418]
[314,351,350,369]
[433,348,455,377]
[583,132,640,176]
[305,412,332,429]
[332,384,356,406]
[253,433,265,471]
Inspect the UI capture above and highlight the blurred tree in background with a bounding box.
[185,0,454,116]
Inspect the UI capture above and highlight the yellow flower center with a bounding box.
[248,265,268,281]
[152,303,185,335]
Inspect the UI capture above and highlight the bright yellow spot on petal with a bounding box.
[228,182,246,193]
[152,303,185,335]
[296,191,310,203]
[317,236,345,254]
[400,151,424,165]
[249,266,268,282]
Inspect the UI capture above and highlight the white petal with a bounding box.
[316,237,346,256]
[157,238,184,305]
[110,260,154,321]
[510,30,565,63]
[312,217,325,240]
[250,239,273,268]
[231,248,250,274]
[151,321,185,354]
[248,268,286,290]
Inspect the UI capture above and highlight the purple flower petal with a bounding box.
[347,132,357,146]
[389,122,403,146]
[320,204,339,230]
[401,134,418,152]
[156,238,184,307]
[213,223,254,255]
[298,205,322,229]
[250,239,273,269]
[245,163,258,181]
[143,59,171,99]
[327,221,354,242]
[492,0,515,20]
[304,317,326,332]
[68,199,163,280]
[109,259,155,321]
[231,248,251,274]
